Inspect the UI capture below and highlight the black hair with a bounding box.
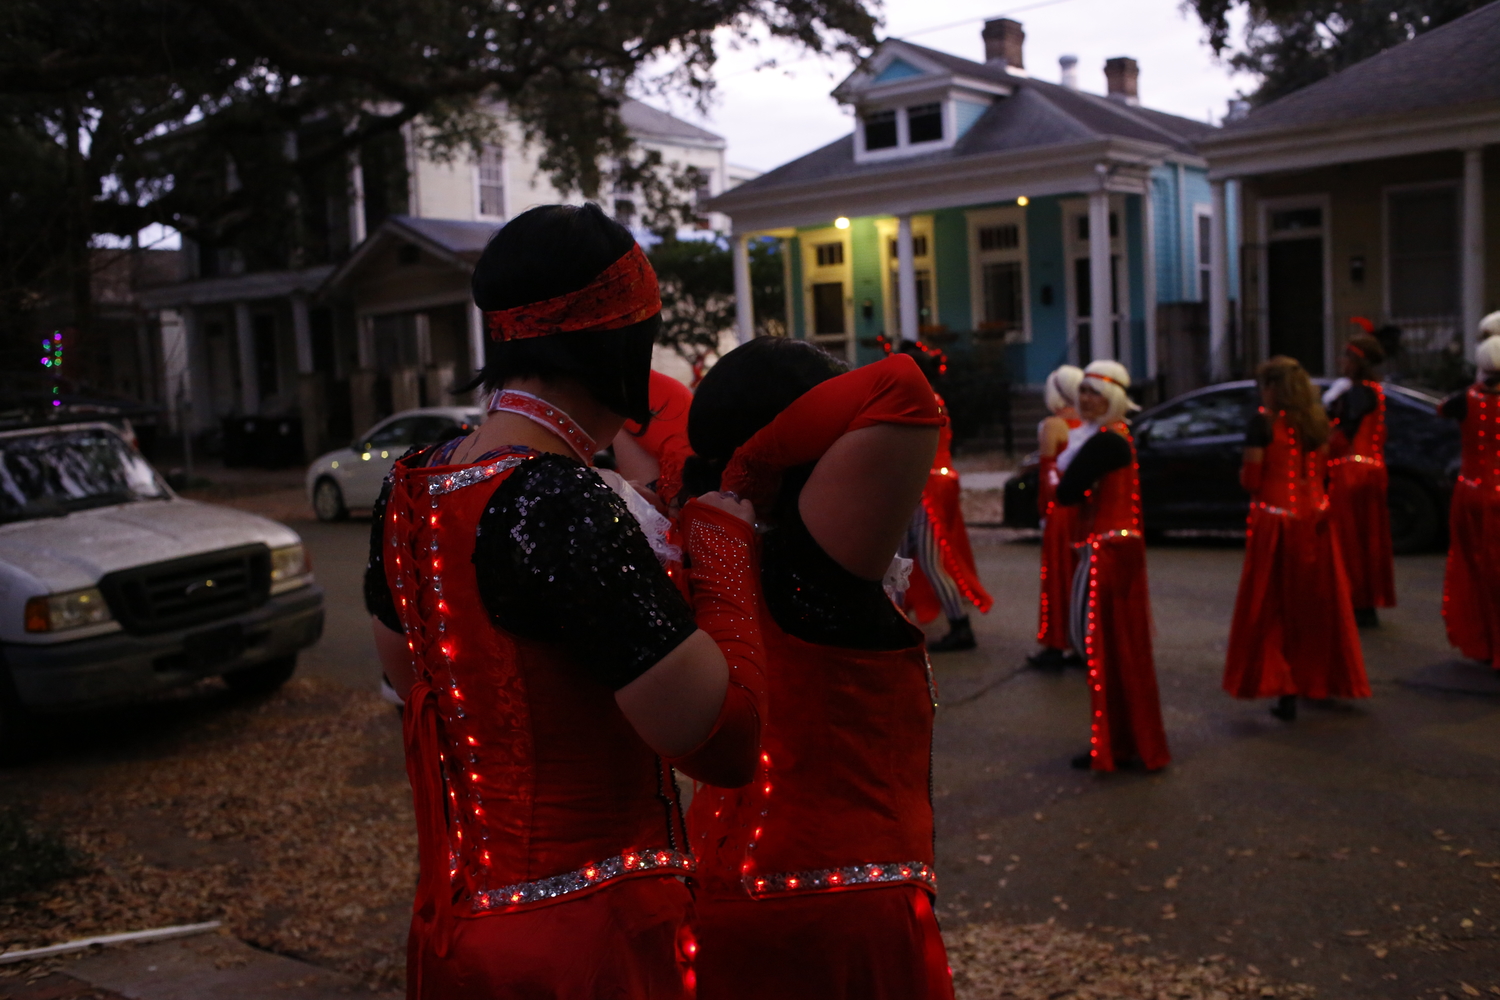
[465,203,658,423]
[683,337,847,498]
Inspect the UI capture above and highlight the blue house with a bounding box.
[713,17,1238,395]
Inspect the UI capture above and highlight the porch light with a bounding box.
[834,217,850,230]
[1016,196,1030,207]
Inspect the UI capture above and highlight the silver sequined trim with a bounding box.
[745,860,936,897]
[427,456,531,496]
[472,848,695,911]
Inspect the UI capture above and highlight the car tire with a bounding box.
[312,477,348,522]
[1387,475,1440,554]
[222,655,298,697]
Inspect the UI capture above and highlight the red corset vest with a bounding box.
[1332,381,1386,466]
[383,452,691,930]
[1459,385,1500,494]
[688,607,938,902]
[1255,411,1328,517]
[1081,423,1141,538]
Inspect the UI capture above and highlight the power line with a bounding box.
[892,0,1085,41]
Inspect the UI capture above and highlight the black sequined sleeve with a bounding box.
[472,454,699,691]
[364,474,403,634]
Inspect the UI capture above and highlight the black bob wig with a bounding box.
[466,203,660,424]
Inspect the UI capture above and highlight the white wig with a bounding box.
[1478,335,1500,374]
[1044,365,1084,414]
[1480,310,1500,342]
[1081,360,1138,424]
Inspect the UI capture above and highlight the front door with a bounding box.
[1266,238,1325,375]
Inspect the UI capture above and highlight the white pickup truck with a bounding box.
[0,421,325,754]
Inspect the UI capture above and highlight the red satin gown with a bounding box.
[382,451,696,1000]
[1036,419,1083,650]
[1070,425,1171,772]
[907,399,994,623]
[1223,412,1369,701]
[1443,385,1500,669]
[1327,381,1396,609]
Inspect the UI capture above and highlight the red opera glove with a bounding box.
[721,354,943,508]
[1038,455,1059,514]
[1241,459,1264,494]
[662,499,766,788]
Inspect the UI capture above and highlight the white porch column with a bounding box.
[467,302,486,379]
[1209,179,1231,381]
[1143,185,1159,380]
[348,152,367,247]
[733,233,754,344]
[233,301,259,414]
[1463,147,1485,360]
[897,214,918,342]
[1088,189,1113,362]
[291,292,314,374]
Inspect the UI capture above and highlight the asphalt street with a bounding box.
[289,516,1500,999]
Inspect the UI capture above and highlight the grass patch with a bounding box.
[0,805,81,900]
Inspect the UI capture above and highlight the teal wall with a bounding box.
[933,209,970,333]
[850,217,884,364]
[1025,195,1069,383]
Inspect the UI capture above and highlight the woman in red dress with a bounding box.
[365,204,767,999]
[1054,361,1170,772]
[1323,334,1395,627]
[1223,356,1368,721]
[682,339,952,1000]
[1441,337,1500,670]
[1029,364,1085,669]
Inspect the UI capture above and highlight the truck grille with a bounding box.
[99,544,271,635]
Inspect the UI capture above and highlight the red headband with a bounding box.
[1085,372,1127,390]
[1346,343,1367,360]
[483,243,661,342]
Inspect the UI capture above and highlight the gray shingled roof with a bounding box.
[620,99,725,145]
[1217,0,1500,136]
[389,215,498,259]
[727,42,1214,197]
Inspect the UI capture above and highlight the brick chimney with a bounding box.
[982,18,1024,71]
[1104,57,1139,105]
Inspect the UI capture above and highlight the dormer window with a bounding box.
[907,103,943,143]
[864,110,898,150]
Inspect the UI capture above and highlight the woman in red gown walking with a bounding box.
[1054,361,1170,772]
[365,204,767,999]
[1323,334,1396,627]
[1223,356,1368,720]
[682,338,953,1000]
[1441,337,1500,670]
[1029,364,1084,669]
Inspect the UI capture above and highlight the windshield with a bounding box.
[0,427,167,523]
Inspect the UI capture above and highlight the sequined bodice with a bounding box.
[1459,385,1500,492]
[1257,412,1328,517]
[383,452,691,916]
[1082,423,1140,537]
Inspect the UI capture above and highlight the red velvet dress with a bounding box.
[1070,426,1171,772]
[1036,418,1083,650]
[1443,385,1500,669]
[382,452,696,1000]
[1327,382,1396,609]
[1223,414,1369,701]
[908,401,994,624]
[688,603,951,999]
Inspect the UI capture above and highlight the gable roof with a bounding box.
[719,41,1213,201]
[620,99,725,147]
[321,215,498,294]
[1214,0,1500,137]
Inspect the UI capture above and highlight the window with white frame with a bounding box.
[477,146,505,218]
[969,209,1028,341]
[864,110,898,150]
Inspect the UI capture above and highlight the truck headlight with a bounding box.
[270,544,311,594]
[24,588,114,633]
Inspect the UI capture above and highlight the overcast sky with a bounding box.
[656,0,1253,174]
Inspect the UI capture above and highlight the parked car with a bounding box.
[1003,379,1460,552]
[304,407,483,521]
[0,421,325,754]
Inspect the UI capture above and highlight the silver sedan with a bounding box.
[305,407,483,520]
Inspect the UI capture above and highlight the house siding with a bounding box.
[1126,193,1149,375]
[851,216,884,364]
[1025,195,1069,384]
[933,208,970,334]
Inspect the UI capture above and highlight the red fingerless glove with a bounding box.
[1038,455,1059,514]
[662,499,766,789]
[721,354,943,507]
[1241,459,1264,494]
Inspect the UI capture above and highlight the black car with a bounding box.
[1002,380,1460,552]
